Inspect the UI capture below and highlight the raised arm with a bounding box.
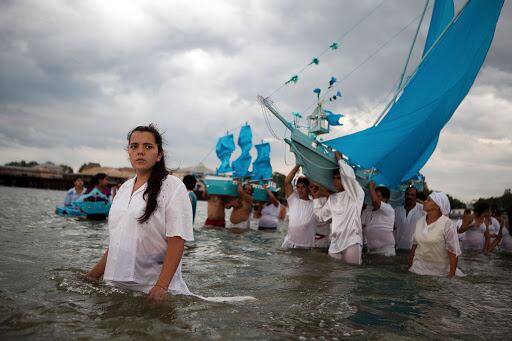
[368,181,381,210]
[237,183,253,205]
[457,212,475,233]
[284,165,300,198]
[335,152,364,206]
[264,184,279,206]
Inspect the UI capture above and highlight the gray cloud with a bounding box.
[0,0,510,201]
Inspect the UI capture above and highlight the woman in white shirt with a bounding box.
[85,124,194,300]
[458,202,492,252]
[258,185,280,230]
[408,192,463,277]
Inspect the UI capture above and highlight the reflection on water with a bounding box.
[1,186,511,339]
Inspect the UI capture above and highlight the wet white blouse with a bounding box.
[103,175,194,295]
[281,191,316,248]
[362,202,395,252]
[394,204,424,250]
[259,203,280,228]
[462,223,487,251]
[313,159,364,254]
[410,215,463,277]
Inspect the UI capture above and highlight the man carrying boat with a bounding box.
[311,151,364,265]
[204,195,227,229]
[226,182,253,231]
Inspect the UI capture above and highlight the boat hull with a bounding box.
[203,176,270,202]
[56,201,111,220]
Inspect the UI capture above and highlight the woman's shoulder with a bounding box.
[161,174,187,193]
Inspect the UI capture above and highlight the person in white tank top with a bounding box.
[258,184,280,230]
[408,192,463,277]
[458,201,492,252]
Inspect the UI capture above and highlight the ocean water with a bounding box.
[0,186,511,340]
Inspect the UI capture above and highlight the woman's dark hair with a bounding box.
[128,124,168,224]
[87,173,107,191]
[473,201,490,217]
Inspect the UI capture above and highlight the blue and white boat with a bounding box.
[258,0,503,206]
[204,124,277,202]
[56,188,111,220]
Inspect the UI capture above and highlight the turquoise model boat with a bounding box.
[204,123,278,202]
[55,188,111,219]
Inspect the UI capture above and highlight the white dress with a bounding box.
[394,204,424,250]
[103,175,194,295]
[362,202,396,256]
[281,191,316,248]
[410,215,463,277]
[259,203,280,228]
[500,225,512,253]
[313,159,364,254]
[462,223,487,251]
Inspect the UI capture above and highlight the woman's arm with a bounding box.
[447,251,457,277]
[457,213,475,233]
[408,244,417,269]
[85,249,108,282]
[264,184,279,207]
[368,181,381,210]
[148,236,185,300]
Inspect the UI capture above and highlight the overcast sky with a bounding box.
[0,0,510,201]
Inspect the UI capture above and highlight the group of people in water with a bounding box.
[203,150,512,277]
[63,173,122,205]
[76,124,510,301]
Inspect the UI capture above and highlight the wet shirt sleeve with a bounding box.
[443,219,461,256]
[313,196,331,223]
[165,180,194,242]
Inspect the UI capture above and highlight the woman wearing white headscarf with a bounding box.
[408,192,463,277]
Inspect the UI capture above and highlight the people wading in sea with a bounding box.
[182,174,198,224]
[85,124,194,300]
[258,184,280,230]
[408,192,463,277]
[281,165,317,249]
[311,151,364,265]
[458,201,492,252]
[204,195,227,229]
[226,182,253,232]
[394,187,424,252]
[361,182,396,256]
[64,177,85,206]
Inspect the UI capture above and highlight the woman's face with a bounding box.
[128,131,162,174]
[423,196,440,212]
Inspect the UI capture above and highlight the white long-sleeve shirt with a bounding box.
[313,159,364,254]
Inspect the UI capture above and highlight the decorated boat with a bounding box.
[55,188,111,220]
[258,0,503,206]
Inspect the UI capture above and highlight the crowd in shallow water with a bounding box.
[58,124,511,301]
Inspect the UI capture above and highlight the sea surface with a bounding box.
[0,186,511,340]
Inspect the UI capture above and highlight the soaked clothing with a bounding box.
[362,203,396,256]
[103,175,194,296]
[394,204,424,250]
[462,223,487,251]
[64,187,84,206]
[204,218,226,228]
[281,191,316,249]
[410,215,463,277]
[313,159,364,255]
[259,203,280,229]
[500,225,512,253]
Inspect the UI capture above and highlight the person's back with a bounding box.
[204,195,225,229]
[182,175,198,224]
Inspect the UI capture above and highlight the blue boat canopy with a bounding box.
[232,124,253,177]
[251,142,273,181]
[324,0,504,186]
[215,133,235,174]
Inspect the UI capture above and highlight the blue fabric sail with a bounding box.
[215,134,235,174]
[324,0,504,186]
[232,124,253,177]
[251,143,273,181]
[423,0,454,56]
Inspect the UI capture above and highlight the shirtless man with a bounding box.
[204,195,226,229]
[226,183,253,232]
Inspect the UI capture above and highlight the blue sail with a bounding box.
[251,142,272,181]
[232,124,253,177]
[423,0,454,57]
[215,134,235,174]
[324,0,504,186]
